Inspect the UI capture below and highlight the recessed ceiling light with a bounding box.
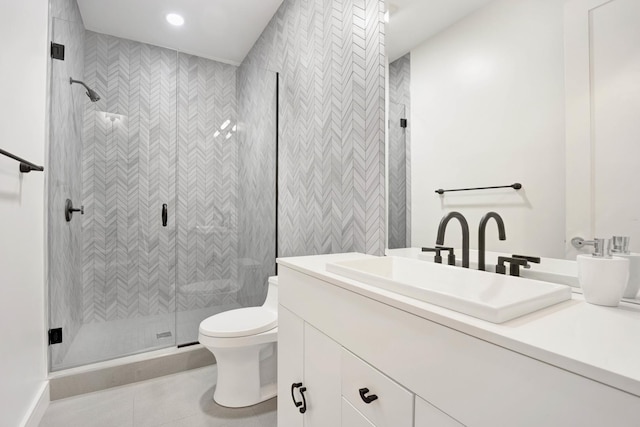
[166,13,184,26]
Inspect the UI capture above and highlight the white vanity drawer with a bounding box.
[415,395,464,427]
[342,398,375,427]
[341,349,413,427]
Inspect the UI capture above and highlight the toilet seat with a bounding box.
[199,307,277,338]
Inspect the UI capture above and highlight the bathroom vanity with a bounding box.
[277,253,640,427]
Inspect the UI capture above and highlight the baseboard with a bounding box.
[22,381,50,427]
[49,344,215,400]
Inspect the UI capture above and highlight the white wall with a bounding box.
[0,0,49,426]
[410,0,565,258]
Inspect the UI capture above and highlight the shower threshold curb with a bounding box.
[48,344,215,400]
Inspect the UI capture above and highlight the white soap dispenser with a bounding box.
[577,238,629,307]
[610,236,640,299]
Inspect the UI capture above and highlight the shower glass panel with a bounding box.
[388,101,409,249]
[48,20,277,370]
[48,16,88,371]
[174,55,277,346]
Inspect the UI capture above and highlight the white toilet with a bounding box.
[198,276,278,408]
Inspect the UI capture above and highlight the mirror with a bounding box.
[385,0,640,302]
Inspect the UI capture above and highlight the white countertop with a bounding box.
[277,252,640,398]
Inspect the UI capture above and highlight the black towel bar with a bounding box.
[435,183,521,195]
[0,148,44,173]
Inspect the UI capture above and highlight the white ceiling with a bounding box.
[386,0,495,62]
[77,0,284,66]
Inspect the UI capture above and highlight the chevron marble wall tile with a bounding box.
[81,31,178,323]
[239,0,386,257]
[79,32,244,323]
[176,53,240,313]
[236,58,277,307]
[388,53,411,249]
[48,0,86,367]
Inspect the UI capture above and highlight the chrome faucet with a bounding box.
[436,212,470,268]
[478,212,506,271]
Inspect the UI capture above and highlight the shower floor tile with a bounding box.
[56,304,242,370]
[40,365,277,427]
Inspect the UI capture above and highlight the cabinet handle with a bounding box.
[359,388,378,404]
[299,386,307,414]
[291,382,307,413]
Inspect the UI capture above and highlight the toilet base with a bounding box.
[211,341,277,408]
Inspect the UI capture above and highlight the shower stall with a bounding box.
[47,11,277,371]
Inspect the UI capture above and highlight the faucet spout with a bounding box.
[478,212,506,271]
[436,212,470,268]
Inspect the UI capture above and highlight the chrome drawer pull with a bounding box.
[359,387,378,404]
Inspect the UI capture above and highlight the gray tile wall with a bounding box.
[176,53,240,312]
[48,0,86,367]
[239,0,387,257]
[236,61,277,307]
[80,33,244,323]
[81,32,178,323]
[388,53,411,249]
[50,0,83,24]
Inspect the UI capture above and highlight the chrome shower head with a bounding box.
[70,78,101,102]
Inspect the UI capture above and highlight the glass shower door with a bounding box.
[48,25,179,370]
[48,21,277,369]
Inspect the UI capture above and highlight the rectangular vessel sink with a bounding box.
[416,249,579,288]
[326,256,571,323]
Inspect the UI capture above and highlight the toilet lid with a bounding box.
[199,307,277,338]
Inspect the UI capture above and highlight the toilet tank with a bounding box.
[263,276,278,311]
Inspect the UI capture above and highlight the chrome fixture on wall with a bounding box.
[571,237,607,256]
[69,77,101,102]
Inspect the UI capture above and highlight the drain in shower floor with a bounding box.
[156,331,172,339]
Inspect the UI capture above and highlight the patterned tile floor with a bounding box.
[40,365,277,427]
[55,304,241,370]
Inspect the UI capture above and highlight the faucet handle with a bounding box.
[422,247,443,264]
[436,246,456,266]
[496,256,529,277]
[511,254,540,268]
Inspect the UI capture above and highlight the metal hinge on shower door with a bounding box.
[48,328,63,345]
[51,42,65,60]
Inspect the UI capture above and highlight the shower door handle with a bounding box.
[162,204,168,227]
